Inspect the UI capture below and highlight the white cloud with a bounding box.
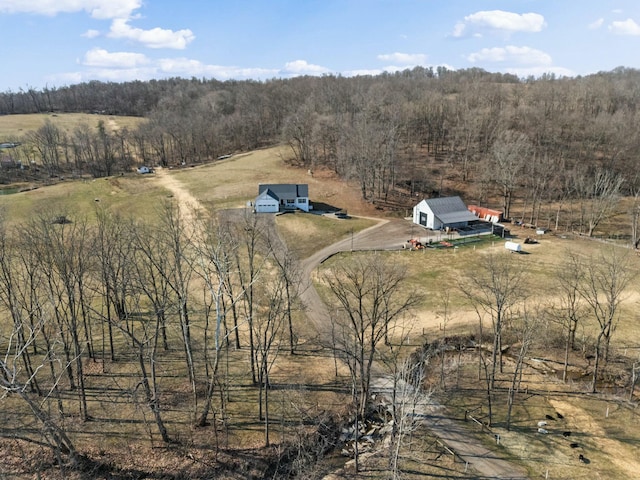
[467,45,552,66]
[377,52,427,65]
[82,29,100,38]
[0,0,141,19]
[504,66,574,79]
[108,18,195,49]
[0,1,195,51]
[82,47,149,68]
[282,60,329,75]
[157,58,279,80]
[609,18,640,35]
[344,69,383,77]
[589,18,604,29]
[453,10,545,37]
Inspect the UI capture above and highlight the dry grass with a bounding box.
[0,174,167,226]
[276,213,378,259]
[435,352,640,479]
[1,143,640,478]
[316,226,640,478]
[0,113,144,140]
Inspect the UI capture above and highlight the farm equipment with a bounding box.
[407,238,424,250]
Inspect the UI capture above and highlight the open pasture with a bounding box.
[0,113,144,140]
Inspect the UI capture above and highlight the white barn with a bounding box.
[413,196,478,230]
[254,184,310,213]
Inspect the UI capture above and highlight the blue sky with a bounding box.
[1,0,639,91]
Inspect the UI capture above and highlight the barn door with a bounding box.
[419,212,428,226]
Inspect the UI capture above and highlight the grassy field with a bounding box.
[0,113,144,140]
[0,144,639,478]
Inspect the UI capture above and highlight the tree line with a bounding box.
[2,67,640,240]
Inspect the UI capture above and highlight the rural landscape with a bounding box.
[0,68,639,480]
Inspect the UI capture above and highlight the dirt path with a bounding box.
[154,167,205,224]
[299,217,528,479]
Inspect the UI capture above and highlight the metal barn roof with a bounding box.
[424,196,479,224]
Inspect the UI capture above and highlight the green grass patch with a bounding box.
[0,175,168,226]
[276,213,378,259]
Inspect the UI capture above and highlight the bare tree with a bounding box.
[255,274,286,446]
[94,208,136,361]
[0,354,79,466]
[490,130,530,220]
[551,251,588,382]
[157,202,197,393]
[265,229,302,354]
[192,214,243,430]
[578,248,634,392]
[105,295,172,444]
[324,255,419,417]
[388,356,429,479]
[436,290,451,390]
[505,307,538,430]
[30,214,95,421]
[575,167,624,237]
[27,119,64,176]
[282,101,317,167]
[461,251,527,390]
[0,215,40,395]
[628,174,640,249]
[234,210,269,384]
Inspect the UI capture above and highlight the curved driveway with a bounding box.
[298,216,529,480]
[150,167,527,480]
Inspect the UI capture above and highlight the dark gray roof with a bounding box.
[258,184,308,200]
[424,196,478,224]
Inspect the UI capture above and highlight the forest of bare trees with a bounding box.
[0,203,319,466]
[2,67,640,237]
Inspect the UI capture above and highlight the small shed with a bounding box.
[467,205,503,224]
[413,196,478,230]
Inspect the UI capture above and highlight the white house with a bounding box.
[412,196,478,230]
[254,184,310,213]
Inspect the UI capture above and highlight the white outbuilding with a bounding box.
[412,196,478,230]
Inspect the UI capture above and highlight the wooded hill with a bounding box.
[1,66,639,239]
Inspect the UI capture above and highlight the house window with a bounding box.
[298,198,307,203]
[286,199,295,204]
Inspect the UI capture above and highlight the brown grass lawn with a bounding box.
[1,145,640,478]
